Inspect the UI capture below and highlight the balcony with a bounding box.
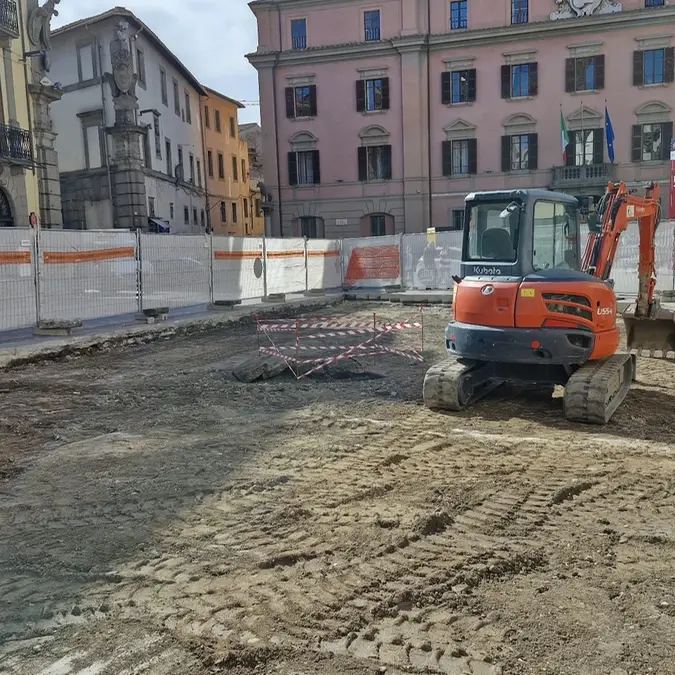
[0,0,19,38]
[0,124,33,163]
[291,35,307,50]
[551,163,615,188]
[364,27,380,41]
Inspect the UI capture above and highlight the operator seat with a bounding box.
[481,227,513,260]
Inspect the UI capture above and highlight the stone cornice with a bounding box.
[246,6,675,69]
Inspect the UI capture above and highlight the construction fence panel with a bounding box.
[265,237,307,295]
[140,234,211,310]
[38,230,139,322]
[0,228,36,331]
[212,236,265,302]
[402,231,463,290]
[306,239,342,291]
[342,234,401,288]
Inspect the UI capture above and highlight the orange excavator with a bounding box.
[423,180,674,424]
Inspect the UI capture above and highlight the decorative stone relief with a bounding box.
[104,21,139,125]
[28,0,60,72]
[551,0,622,20]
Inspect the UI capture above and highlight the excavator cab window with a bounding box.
[465,199,520,263]
[532,200,580,272]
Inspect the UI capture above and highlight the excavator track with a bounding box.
[563,353,635,425]
[423,357,502,411]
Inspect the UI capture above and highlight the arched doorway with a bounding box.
[0,189,14,227]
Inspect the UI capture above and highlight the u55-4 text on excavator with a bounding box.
[423,181,675,425]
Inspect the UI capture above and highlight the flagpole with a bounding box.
[580,100,584,165]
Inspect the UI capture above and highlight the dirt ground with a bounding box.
[1,301,675,675]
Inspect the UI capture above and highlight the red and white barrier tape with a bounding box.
[260,346,423,364]
[258,320,421,333]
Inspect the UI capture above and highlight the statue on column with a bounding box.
[28,0,61,72]
[104,20,139,125]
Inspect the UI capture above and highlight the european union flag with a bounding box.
[605,105,616,164]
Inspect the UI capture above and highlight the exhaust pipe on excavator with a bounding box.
[622,304,675,359]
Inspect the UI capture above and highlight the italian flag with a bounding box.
[560,109,569,164]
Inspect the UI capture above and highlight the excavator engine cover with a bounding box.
[623,305,675,358]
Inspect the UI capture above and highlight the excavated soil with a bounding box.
[1,301,675,675]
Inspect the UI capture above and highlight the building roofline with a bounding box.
[53,6,207,95]
[202,85,245,108]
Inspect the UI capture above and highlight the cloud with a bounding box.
[52,0,260,123]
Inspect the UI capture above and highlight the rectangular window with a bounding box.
[184,205,189,224]
[208,150,214,177]
[370,214,386,236]
[364,9,380,41]
[165,139,172,176]
[196,160,201,187]
[170,203,174,219]
[173,79,180,115]
[220,201,227,223]
[645,48,665,84]
[243,199,249,217]
[189,153,194,182]
[201,210,205,228]
[153,113,161,158]
[217,152,224,179]
[285,85,317,118]
[193,207,198,224]
[230,116,236,138]
[466,200,519,263]
[289,150,320,185]
[177,146,183,178]
[300,216,318,238]
[77,43,96,82]
[566,128,604,166]
[160,68,168,106]
[358,145,393,181]
[204,105,210,128]
[148,197,155,217]
[511,63,532,97]
[532,201,580,272]
[136,48,146,86]
[565,55,605,93]
[511,0,528,24]
[501,133,538,172]
[291,18,307,49]
[645,0,665,5]
[81,115,103,169]
[441,69,476,104]
[442,138,477,176]
[452,139,469,174]
[215,109,222,132]
[232,156,239,181]
[451,209,464,231]
[232,202,238,223]
[632,122,673,162]
[450,1,467,29]
[511,134,530,171]
[241,158,246,180]
[184,90,191,124]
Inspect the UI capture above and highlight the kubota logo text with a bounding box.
[472,266,504,276]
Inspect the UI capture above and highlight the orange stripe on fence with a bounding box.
[308,250,340,258]
[214,250,262,260]
[0,251,31,264]
[43,247,135,264]
[267,250,305,258]
[214,249,338,260]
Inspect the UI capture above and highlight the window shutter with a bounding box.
[631,125,642,163]
[308,85,317,116]
[383,145,392,179]
[665,47,675,84]
[661,122,673,161]
[501,135,511,172]
[356,80,366,112]
[595,55,605,90]
[633,51,644,87]
[467,69,477,102]
[312,150,321,184]
[385,215,395,236]
[467,138,478,174]
[592,127,604,164]
[528,62,538,96]
[381,77,390,109]
[285,87,295,118]
[565,58,576,93]
[441,72,451,104]
[500,65,511,99]
[358,146,367,181]
[566,130,575,167]
[528,133,538,170]
[442,140,452,176]
[288,151,298,185]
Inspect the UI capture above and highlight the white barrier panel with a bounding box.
[307,239,341,291]
[265,237,306,295]
[0,228,36,331]
[212,236,265,301]
[38,230,139,322]
[140,234,211,310]
[342,235,401,288]
[402,231,462,290]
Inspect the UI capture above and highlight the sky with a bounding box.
[52,0,261,124]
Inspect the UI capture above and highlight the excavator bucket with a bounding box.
[622,305,675,359]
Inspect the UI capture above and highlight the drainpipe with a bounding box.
[17,0,36,178]
[273,2,283,237]
[425,0,432,231]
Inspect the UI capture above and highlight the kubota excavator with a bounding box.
[423,180,675,425]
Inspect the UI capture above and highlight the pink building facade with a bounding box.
[247,0,674,237]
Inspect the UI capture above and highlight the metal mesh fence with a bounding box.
[0,228,37,331]
[402,231,463,290]
[266,237,306,295]
[212,236,265,302]
[140,234,211,310]
[307,239,342,291]
[38,230,139,322]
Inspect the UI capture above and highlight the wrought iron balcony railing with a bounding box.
[0,124,33,162]
[291,35,307,50]
[0,0,19,37]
